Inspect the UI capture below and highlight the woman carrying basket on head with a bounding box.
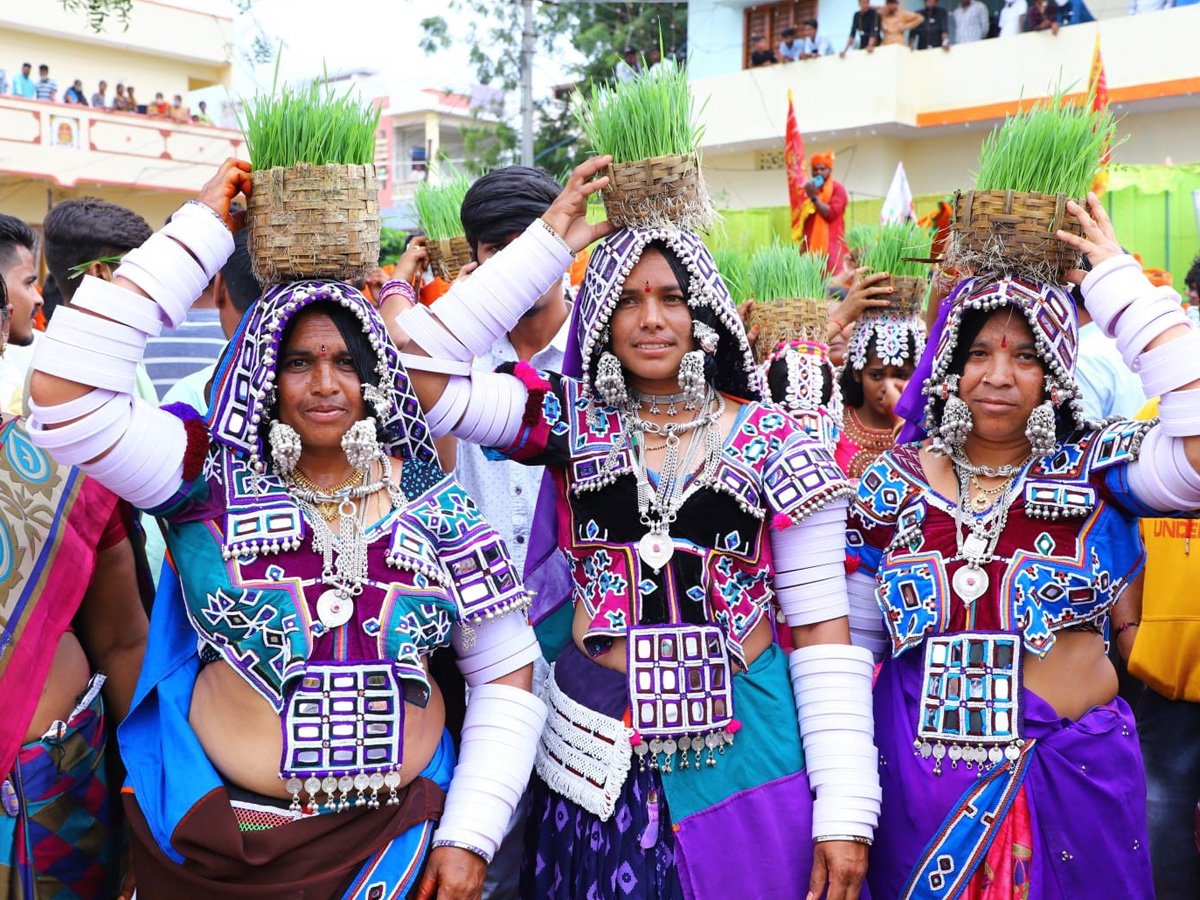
[26,158,547,900]
[392,155,880,900]
[847,194,1200,899]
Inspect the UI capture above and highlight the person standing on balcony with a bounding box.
[799,18,836,56]
[749,33,779,66]
[168,94,189,123]
[193,100,214,125]
[1024,0,1060,31]
[778,26,804,61]
[111,83,130,111]
[801,152,849,274]
[91,80,108,108]
[951,0,991,41]
[880,0,926,45]
[840,0,882,55]
[12,62,36,99]
[910,0,951,49]
[64,79,88,105]
[997,0,1028,34]
[34,65,57,102]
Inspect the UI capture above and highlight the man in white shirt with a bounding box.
[998,0,1028,34]
[951,0,991,41]
[778,27,804,61]
[799,18,837,57]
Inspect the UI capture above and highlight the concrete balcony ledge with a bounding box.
[0,95,242,193]
[694,7,1200,155]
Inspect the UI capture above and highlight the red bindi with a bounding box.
[319,344,328,357]
[644,281,652,293]
[1000,334,1008,349]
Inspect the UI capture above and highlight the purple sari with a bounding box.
[870,648,1152,899]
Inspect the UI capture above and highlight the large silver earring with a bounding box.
[342,417,381,471]
[595,352,628,407]
[678,350,707,410]
[1025,401,1057,457]
[938,392,973,451]
[268,419,302,477]
[692,321,720,355]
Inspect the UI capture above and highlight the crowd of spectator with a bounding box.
[749,0,1189,65]
[1,61,215,125]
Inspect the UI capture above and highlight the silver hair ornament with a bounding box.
[693,321,720,355]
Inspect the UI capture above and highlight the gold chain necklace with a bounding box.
[291,468,365,521]
[968,473,1012,512]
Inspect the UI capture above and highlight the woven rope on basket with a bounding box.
[425,235,473,283]
[602,152,714,232]
[247,163,380,285]
[947,189,1084,283]
[747,297,828,364]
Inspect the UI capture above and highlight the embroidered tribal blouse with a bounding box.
[151,433,527,713]
[848,421,1160,658]
[493,370,851,669]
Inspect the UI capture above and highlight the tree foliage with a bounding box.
[418,1,687,180]
[61,0,133,32]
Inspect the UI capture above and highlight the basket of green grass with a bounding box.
[950,86,1118,281]
[414,174,473,281]
[241,78,382,284]
[859,221,931,313]
[575,61,712,231]
[744,244,829,361]
[712,246,751,306]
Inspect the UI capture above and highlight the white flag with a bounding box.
[880,162,916,226]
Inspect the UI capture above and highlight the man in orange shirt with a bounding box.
[800,151,848,274]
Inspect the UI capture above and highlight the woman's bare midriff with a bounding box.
[1023,628,1117,721]
[24,632,92,744]
[573,604,775,675]
[189,657,446,799]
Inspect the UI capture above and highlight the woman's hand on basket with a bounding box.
[1058,192,1123,285]
[415,845,487,900]
[738,299,760,349]
[541,155,614,253]
[828,269,892,339]
[196,157,252,232]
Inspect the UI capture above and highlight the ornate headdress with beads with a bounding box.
[207,280,439,473]
[846,289,927,372]
[572,227,763,402]
[920,276,1087,450]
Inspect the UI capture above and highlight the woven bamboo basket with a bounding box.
[602,152,713,231]
[247,163,380,285]
[881,275,928,313]
[425,235,473,283]
[949,189,1084,280]
[747,297,828,363]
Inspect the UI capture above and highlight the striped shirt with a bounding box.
[35,77,57,101]
[143,308,227,398]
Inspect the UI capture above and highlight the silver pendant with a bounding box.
[952,564,988,604]
[316,588,354,628]
[638,531,674,571]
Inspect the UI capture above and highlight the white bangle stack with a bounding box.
[770,501,851,627]
[398,219,573,361]
[789,644,880,844]
[431,684,548,864]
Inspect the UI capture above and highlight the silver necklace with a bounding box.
[949,458,1022,605]
[627,388,725,572]
[287,457,405,629]
[630,388,690,418]
[949,448,1031,479]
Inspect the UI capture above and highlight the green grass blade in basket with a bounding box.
[240,75,380,170]
[859,221,930,280]
[845,225,879,264]
[712,246,751,306]
[747,244,828,304]
[974,86,1119,199]
[413,174,472,243]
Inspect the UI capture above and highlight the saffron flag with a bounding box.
[880,162,916,225]
[1089,35,1111,197]
[785,89,809,244]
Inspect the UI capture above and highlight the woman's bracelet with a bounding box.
[828,316,846,335]
[430,839,494,865]
[1115,621,1140,636]
[814,834,873,846]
